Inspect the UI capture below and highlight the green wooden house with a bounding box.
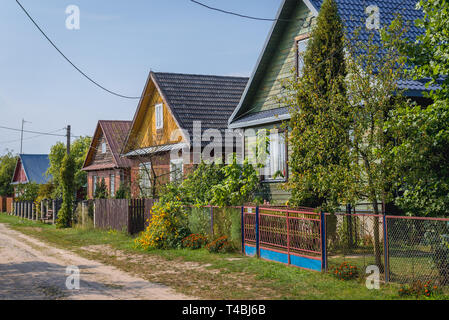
[228,0,434,204]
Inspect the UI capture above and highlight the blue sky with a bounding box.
[0,0,282,155]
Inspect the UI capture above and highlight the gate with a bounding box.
[242,206,324,271]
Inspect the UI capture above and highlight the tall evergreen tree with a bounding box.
[56,153,76,228]
[286,0,350,209]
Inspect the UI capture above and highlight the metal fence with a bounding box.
[243,206,324,272]
[326,212,449,286]
[386,216,449,285]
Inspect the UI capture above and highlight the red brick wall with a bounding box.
[87,168,130,199]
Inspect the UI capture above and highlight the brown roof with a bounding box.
[82,120,133,171]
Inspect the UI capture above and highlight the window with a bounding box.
[170,158,183,182]
[155,103,163,129]
[110,174,115,197]
[101,142,106,154]
[139,162,152,195]
[262,130,287,181]
[297,38,309,76]
[93,176,98,196]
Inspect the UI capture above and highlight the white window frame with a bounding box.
[93,176,98,195]
[110,174,115,197]
[101,142,107,154]
[139,162,152,194]
[155,103,163,130]
[263,130,287,182]
[170,158,184,182]
[297,38,309,77]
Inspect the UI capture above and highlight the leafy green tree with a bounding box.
[94,178,108,199]
[15,182,39,201]
[211,157,260,207]
[181,161,225,206]
[56,153,76,228]
[0,151,17,196]
[285,0,350,210]
[47,136,91,198]
[386,0,449,216]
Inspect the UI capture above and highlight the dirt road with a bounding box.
[0,223,192,300]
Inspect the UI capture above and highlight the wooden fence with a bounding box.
[94,198,155,234]
[11,199,62,224]
[0,196,13,213]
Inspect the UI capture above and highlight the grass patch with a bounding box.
[1,213,446,300]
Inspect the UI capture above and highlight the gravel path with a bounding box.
[0,223,192,300]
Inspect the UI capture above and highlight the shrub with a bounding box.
[187,206,211,236]
[329,262,359,280]
[206,236,234,253]
[398,280,440,298]
[182,234,208,249]
[134,201,190,250]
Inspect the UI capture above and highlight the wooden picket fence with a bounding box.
[94,198,155,234]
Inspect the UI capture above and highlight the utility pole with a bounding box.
[20,119,31,154]
[66,125,71,155]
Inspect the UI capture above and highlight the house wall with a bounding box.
[244,122,292,205]
[246,3,313,114]
[87,168,130,199]
[127,84,184,151]
[91,132,115,166]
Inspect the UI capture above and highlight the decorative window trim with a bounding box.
[295,34,310,77]
[260,129,288,183]
[170,158,184,182]
[155,103,163,130]
[110,174,115,197]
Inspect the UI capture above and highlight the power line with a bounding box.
[15,0,142,100]
[189,0,291,22]
[0,125,67,137]
[0,128,66,144]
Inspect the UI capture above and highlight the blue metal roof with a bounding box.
[20,154,51,184]
[311,0,429,94]
[229,0,436,127]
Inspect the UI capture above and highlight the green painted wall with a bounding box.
[247,3,314,114]
[241,2,314,204]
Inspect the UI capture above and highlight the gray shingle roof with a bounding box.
[152,72,248,143]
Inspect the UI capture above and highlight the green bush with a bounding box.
[187,206,211,236]
[213,207,241,249]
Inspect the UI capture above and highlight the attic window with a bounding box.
[155,103,163,130]
[296,37,309,76]
[101,142,106,154]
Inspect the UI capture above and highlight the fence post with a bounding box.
[320,211,327,272]
[32,202,35,220]
[241,206,245,255]
[286,209,291,265]
[52,200,56,225]
[255,206,260,258]
[210,205,214,237]
[383,214,389,283]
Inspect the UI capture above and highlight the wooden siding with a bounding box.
[246,3,314,114]
[91,133,115,167]
[244,123,292,205]
[126,82,184,151]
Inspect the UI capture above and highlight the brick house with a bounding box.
[82,120,133,199]
[121,72,248,198]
